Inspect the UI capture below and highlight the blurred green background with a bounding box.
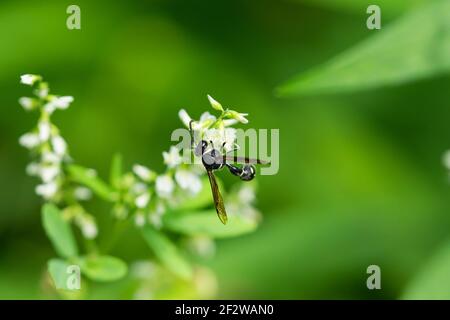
[1,0,450,299]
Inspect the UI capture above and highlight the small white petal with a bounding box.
[175,169,202,194]
[54,96,74,109]
[187,236,216,258]
[39,165,60,182]
[238,185,256,203]
[134,212,146,227]
[133,164,156,182]
[162,146,182,168]
[74,187,92,201]
[178,109,193,128]
[19,133,40,149]
[43,101,56,114]
[223,119,239,127]
[149,212,163,229]
[38,121,51,142]
[18,97,36,111]
[132,182,148,194]
[41,151,61,164]
[20,74,40,86]
[443,150,450,170]
[81,221,98,239]
[35,182,58,199]
[155,175,175,198]
[52,136,67,156]
[207,95,224,111]
[135,192,151,208]
[37,87,49,99]
[26,162,41,176]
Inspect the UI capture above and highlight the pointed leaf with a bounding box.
[48,259,71,290]
[76,255,127,282]
[162,210,258,238]
[141,225,193,280]
[402,241,450,299]
[42,203,78,258]
[277,0,450,96]
[67,164,117,201]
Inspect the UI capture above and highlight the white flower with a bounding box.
[133,164,156,182]
[18,97,36,111]
[26,162,41,176]
[132,182,148,194]
[20,74,40,86]
[39,165,60,183]
[35,181,58,199]
[54,96,73,109]
[41,151,61,164]
[82,223,97,239]
[443,150,450,170]
[202,127,236,152]
[131,261,156,279]
[135,192,151,208]
[51,135,67,156]
[74,187,92,201]
[155,175,175,198]
[38,121,51,142]
[44,96,74,113]
[147,202,166,228]
[223,119,239,126]
[162,146,182,168]
[37,86,49,99]
[175,169,202,194]
[187,236,216,258]
[238,185,255,203]
[228,110,249,124]
[178,109,193,128]
[149,211,163,229]
[19,132,40,149]
[77,215,98,239]
[134,212,146,227]
[207,95,224,112]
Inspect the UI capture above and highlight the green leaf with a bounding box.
[48,259,71,290]
[76,255,127,282]
[109,153,123,189]
[174,177,213,211]
[141,225,193,280]
[402,240,450,299]
[162,210,258,238]
[277,0,450,96]
[291,0,424,17]
[41,204,78,258]
[67,164,117,202]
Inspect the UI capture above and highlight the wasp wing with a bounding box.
[223,156,270,165]
[206,169,228,225]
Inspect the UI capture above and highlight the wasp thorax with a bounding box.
[202,148,223,170]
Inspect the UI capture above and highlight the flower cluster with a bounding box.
[19,74,96,238]
[18,76,262,299]
[125,146,204,229]
[179,95,249,154]
[19,74,74,200]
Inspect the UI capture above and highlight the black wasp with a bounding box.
[189,121,269,224]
